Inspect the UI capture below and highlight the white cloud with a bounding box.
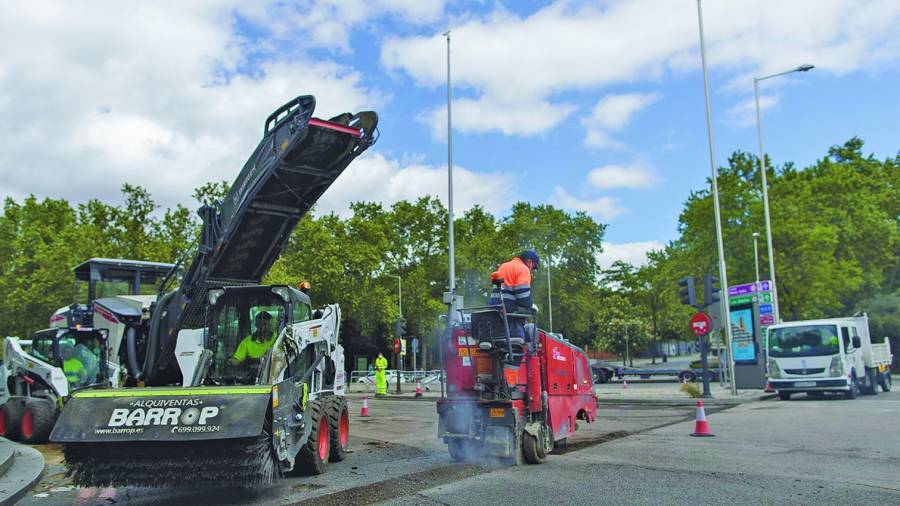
[243,0,446,52]
[419,97,575,140]
[317,152,515,217]
[582,92,659,148]
[382,0,900,138]
[587,163,659,190]
[598,241,664,269]
[0,2,383,209]
[724,94,779,127]
[553,187,624,221]
[586,93,660,131]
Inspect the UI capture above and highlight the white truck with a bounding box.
[766,315,892,400]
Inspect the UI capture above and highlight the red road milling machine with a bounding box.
[437,287,597,464]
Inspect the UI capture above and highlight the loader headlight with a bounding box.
[767,358,781,379]
[829,355,843,377]
[207,288,225,306]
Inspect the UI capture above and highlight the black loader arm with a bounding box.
[140,95,378,384]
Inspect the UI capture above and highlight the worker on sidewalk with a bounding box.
[489,249,540,337]
[374,352,388,396]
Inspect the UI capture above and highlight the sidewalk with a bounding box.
[594,380,774,405]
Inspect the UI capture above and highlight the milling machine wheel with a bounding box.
[19,398,57,444]
[326,396,349,462]
[522,425,552,464]
[0,401,23,441]
[296,399,330,475]
[447,439,477,462]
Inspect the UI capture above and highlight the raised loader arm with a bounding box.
[136,95,377,385]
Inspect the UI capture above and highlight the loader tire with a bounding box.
[0,401,23,441]
[20,398,57,444]
[296,399,329,475]
[326,396,349,462]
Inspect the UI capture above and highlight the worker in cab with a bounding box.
[230,311,277,366]
[374,352,388,396]
[489,249,540,337]
[60,342,87,386]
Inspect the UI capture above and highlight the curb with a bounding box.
[595,393,776,406]
[0,439,45,506]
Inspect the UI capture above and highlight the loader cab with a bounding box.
[54,258,177,328]
[31,327,109,390]
[206,285,312,385]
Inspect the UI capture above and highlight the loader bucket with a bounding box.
[51,386,278,488]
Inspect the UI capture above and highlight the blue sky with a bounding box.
[1,1,898,267]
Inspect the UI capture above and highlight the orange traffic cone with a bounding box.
[623,377,628,389]
[360,396,370,417]
[415,380,423,397]
[690,400,714,437]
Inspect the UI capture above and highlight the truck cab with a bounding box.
[766,316,892,400]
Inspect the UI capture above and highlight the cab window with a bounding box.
[31,332,55,363]
[841,327,852,352]
[293,302,311,323]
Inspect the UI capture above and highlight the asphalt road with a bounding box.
[391,391,900,505]
[21,396,700,505]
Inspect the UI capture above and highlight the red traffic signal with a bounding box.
[393,337,401,354]
[690,312,712,337]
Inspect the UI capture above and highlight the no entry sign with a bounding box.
[690,312,712,337]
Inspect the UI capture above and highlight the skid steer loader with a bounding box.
[0,326,114,443]
[49,94,377,487]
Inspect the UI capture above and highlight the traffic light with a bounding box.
[395,317,407,337]
[678,276,697,308]
[704,274,720,308]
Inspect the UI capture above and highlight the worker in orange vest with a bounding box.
[489,249,540,337]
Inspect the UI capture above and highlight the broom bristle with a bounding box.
[62,436,281,488]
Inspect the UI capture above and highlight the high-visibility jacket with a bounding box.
[63,357,85,385]
[489,257,533,314]
[375,356,388,371]
[233,333,276,363]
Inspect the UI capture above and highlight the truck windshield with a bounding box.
[768,325,840,358]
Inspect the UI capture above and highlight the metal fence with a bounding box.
[347,369,443,391]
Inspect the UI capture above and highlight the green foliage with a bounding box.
[680,382,702,398]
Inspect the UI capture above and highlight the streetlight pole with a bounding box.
[444,30,456,303]
[388,274,403,393]
[752,232,761,285]
[754,63,814,324]
[696,0,736,395]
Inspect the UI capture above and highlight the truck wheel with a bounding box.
[20,399,57,444]
[447,439,477,462]
[863,369,878,395]
[0,401,23,441]
[879,372,892,392]
[522,432,546,464]
[777,391,792,401]
[296,399,329,475]
[326,396,349,462]
[844,375,859,399]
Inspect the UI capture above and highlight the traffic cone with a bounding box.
[690,400,714,437]
[415,380,423,397]
[623,377,628,389]
[360,396,370,417]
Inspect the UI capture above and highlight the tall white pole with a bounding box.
[752,233,761,285]
[754,78,780,323]
[696,0,736,395]
[444,31,456,298]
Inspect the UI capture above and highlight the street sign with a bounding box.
[690,312,712,337]
[411,337,419,353]
[759,303,773,315]
[393,337,401,354]
[727,282,757,296]
[759,315,775,326]
[759,292,773,303]
[758,280,772,292]
[729,294,755,305]
[400,338,407,356]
